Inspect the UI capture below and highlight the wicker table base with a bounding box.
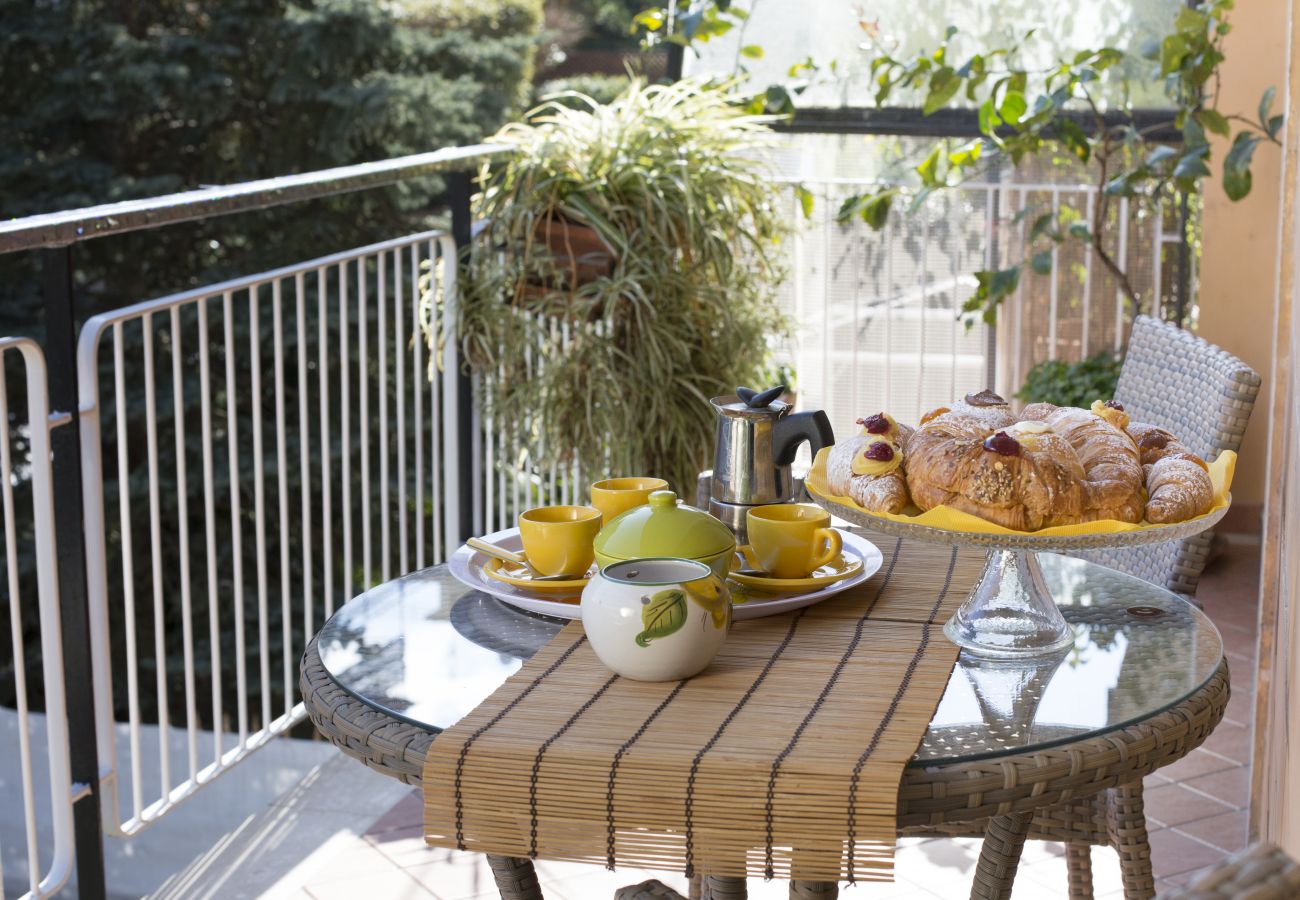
[301,637,1229,900]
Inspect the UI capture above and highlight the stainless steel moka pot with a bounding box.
[706,385,835,543]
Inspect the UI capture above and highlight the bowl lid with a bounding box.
[594,490,736,560]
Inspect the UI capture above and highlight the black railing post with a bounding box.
[449,170,476,545]
[42,246,107,900]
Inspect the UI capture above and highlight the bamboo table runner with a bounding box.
[423,536,985,883]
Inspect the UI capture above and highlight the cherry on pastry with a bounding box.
[1105,399,1125,411]
[858,413,892,435]
[863,441,895,462]
[983,431,1022,456]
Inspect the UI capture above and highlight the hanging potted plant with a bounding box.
[456,79,790,493]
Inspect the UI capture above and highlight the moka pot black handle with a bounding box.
[772,410,835,467]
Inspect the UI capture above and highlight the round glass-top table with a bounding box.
[315,552,1224,768]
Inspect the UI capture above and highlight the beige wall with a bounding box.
[1251,0,1300,849]
[1197,0,1288,509]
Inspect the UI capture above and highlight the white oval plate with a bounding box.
[448,527,884,621]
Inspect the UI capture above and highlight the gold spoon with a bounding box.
[465,537,590,582]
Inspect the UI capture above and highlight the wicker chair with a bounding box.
[1079,314,1261,596]
[1160,843,1300,899]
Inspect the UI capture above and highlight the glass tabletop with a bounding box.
[316,551,1223,767]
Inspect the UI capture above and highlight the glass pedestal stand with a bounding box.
[945,550,1074,658]
[807,490,1229,659]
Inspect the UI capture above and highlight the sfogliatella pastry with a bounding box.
[825,412,912,513]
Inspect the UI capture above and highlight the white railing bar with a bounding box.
[430,240,443,563]
[1117,196,1130,352]
[821,197,831,411]
[378,252,391,584]
[297,271,315,645]
[196,299,223,766]
[918,211,930,412]
[272,280,292,722]
[1014,188,1028,384]
[949,192,959,399]
[1049,189,1060,361]
[850,212,860,416]
[340,262,353,604]
[1152,199,1164,314]
[983,185,995,391]
[318,266,335,618]
[359,259,372,589]
[170,305,200,786]
[439,236,458,562]
[1,360,42,896]
[222,291,249,747]
[395,249,408,576]
[250,288,272,735]
[0,338,75,895]
[779,176,1104,193]
[112,324,144,821]
[1082,191,1095,354]
[413,246,425,571]
[884,196,894,405]
[142,314,173,801]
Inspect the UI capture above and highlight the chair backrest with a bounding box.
[1082,315,1262,595]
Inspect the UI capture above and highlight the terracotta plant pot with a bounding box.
[521,216,616,300]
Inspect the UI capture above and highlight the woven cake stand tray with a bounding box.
[809,492,1229,658]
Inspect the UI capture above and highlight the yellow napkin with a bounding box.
[806,446,1235,537]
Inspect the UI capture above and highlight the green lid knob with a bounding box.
[648,490,677,509]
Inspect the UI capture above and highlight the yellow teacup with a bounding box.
[518,505,603,576]
[741,504,842,580]
[590,477,669,522]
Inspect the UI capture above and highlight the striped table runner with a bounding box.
[423,536,985,883]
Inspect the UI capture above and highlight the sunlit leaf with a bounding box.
[1195,108,1230,137]
[1224,132,1260,200]
[923,67,961,115]
[999,90,1027,124]
[795,184,815,219]
[1029,212,1058,242]
[1030,249,1053,275]
[740,44,764,59]
[1260,86,1276,129]
[916,144,943,186]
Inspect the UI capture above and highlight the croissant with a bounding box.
[1020,402,1144,523]
[1145,452,1214,523]
[906,408,1092,531]
[826,412,911,514]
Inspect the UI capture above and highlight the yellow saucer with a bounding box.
[727,554,863,592]
[483,557,593,595]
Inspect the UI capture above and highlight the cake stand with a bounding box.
[808,493,1229,658]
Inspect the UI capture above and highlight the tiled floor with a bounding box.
[291,535,1262,900]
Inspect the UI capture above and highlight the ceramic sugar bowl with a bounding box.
[580,558,730,682]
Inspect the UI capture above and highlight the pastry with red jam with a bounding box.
[825,412,911,514]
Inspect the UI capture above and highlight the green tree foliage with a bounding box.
[0,0,540,725]
[837,0,1281,323]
